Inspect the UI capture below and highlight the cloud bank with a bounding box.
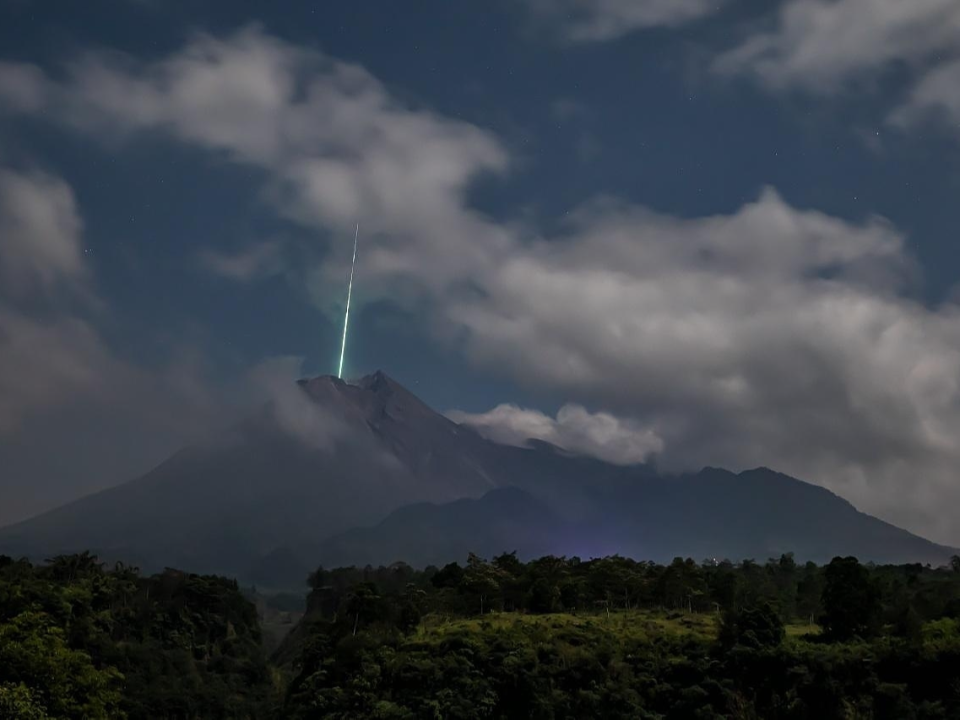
[0,165,224,522]
[714,0,960,139]
[4,27,960,543]
[716,0,960,90]
[0,25,509,305]
[0,163,334,525]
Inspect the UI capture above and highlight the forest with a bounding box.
[1,551,959,718]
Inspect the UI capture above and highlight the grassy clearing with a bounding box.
[785,622,820,638]
[416,609,820,647]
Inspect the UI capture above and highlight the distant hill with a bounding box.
[315,469,955,569]
[1,371,954,586]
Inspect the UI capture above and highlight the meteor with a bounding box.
[337,223,359,380]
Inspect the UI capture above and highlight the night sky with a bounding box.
[2,0,960,544]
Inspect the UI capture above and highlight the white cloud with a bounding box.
[0,27,510,522]
[0,26,510,303]
[0,308,113,433]
[6,28,960,544]
[0,168,102,431]
[0,165,228,439]
[714,0,960,91]
[889,57,960,133]
[198,239,286,281]
[448,403,663,465]
[711,0,960,143]
[245,356,349,451]
[526,0,727,41]
[0,63,49,114]
[443,190,960,543]
[0,166,245,521]
[0,169,87,300]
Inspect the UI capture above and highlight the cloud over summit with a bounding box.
[449,403,664,465]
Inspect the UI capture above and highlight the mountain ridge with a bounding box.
[1,371,954,586]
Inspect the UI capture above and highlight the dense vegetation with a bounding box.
[282,553,960,719]
[0,553,278,719]
[2,551,959,718]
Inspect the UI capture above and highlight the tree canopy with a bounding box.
[3,551,959,718]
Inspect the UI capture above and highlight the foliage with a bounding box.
[281,552,960,719]
[0,555,278,719]
[719,600,785,649]
[821,556,882,640]
[0,610,123,718]
[0,683,51,720]
[3,551,959,718]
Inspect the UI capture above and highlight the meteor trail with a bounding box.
[337,223,359,380]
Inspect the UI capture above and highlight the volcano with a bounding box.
[1,371,954,587]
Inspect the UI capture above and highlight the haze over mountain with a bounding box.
[0,372,954,587]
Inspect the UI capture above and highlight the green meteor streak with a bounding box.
[337,223,359,379]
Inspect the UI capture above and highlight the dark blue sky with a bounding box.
[1,0,960,543]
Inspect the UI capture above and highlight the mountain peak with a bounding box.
[294,370,447,433]
[295,370,399,393]
[358,369,400,394]
[355,371,449,428]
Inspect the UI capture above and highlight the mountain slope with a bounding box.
[317,487,571,568]
[0,371,954,583]
[0,372,500,576]
[314,469,956,568]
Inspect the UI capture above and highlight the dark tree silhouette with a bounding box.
[821,556,882,640]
